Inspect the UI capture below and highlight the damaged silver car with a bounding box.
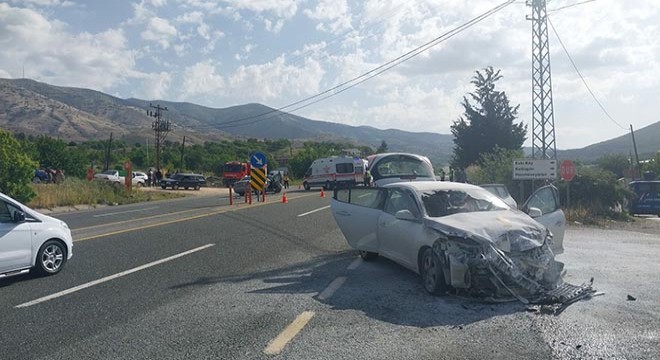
[332,181,592,305]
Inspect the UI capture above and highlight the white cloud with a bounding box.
[304,0,352,34]
[225,0,298,18]
[0,3,140,90]
[181,61,226,99]
[138,71,172,99]
[141,17,178,49]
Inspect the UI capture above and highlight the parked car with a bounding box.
[160,173,205,190]
[331,181,566,300]
[94,169,124,184]
[232,175,281,196]
[132,171,148,187]
[366,153,436,187]
[480,184,518,209]
[0,192,73,278]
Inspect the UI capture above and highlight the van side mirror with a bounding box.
[13,211,26,223]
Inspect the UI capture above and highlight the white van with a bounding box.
[303,156,365,190]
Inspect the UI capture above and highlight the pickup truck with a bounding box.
[94,170,125,184]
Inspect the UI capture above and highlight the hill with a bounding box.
[3,78,656,165]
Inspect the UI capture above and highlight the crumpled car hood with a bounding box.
[424,210,546,252]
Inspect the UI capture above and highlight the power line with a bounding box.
[201,0,516,131]
[547,17,627,131]
[548,0,596,14]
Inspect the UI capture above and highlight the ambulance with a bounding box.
[302,156,365,190]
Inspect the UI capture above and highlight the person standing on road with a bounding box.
[283,173,290,189]
[449,167,455,182]
[439,169,446,181]
[363,169,372,187]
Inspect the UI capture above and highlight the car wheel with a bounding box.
[303,182,310,191]
[35,240,67,276]
[137,182,144,187]
[358,250,378,261]
[195,185,200,190]
[161,186,166,189]
[184,187,189,190]
[421,248,447,296]
[174,184,179,190]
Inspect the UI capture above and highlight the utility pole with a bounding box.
[527,0,557,160]
[147,103,170,170]
[104,132,113,171]
[180,136,186,171]
[630,124,641,179]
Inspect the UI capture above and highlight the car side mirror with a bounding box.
[527,207,543,218]
[395,209,416,221]
[13,211,26,223]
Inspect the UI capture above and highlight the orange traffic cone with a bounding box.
[282,193,288,204]
[320,189,325,198]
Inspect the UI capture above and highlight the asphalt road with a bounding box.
[1,190,659,359]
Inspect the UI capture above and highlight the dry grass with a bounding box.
[28,178,183,209]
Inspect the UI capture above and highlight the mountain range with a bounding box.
[0,78,658,164]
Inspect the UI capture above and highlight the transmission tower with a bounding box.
[147,103,170,170]
[527,0,556,160]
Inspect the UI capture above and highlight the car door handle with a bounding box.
[336,210,351,216]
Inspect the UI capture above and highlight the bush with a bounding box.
[556,167,633,217]
[0,130,38,202]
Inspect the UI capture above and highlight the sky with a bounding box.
[0,0,658,150]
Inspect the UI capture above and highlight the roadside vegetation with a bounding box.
[27,178,183,209]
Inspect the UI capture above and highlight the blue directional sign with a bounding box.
[250,152,267,168]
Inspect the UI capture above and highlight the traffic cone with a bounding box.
[282,193,288,204]
[320,189,325,198]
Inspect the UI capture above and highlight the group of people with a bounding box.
[146,169,163,187]
[437,167,468,183]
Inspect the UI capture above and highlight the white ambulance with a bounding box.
[302,156,365,190]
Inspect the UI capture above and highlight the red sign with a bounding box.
[561,160,576,181]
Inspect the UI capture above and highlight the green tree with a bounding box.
[596,153,629,178]
[0,130,38,202]
[376,140,388,153]
[467,146,524,191]
[451,66,527,168]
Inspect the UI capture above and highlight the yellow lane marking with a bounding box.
[73,192,320,242]
[263,311,315,355]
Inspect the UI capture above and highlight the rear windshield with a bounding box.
[419,188,508,217]
[372,155,434,180]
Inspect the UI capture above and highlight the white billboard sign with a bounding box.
[513,159,557,180]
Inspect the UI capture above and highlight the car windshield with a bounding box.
[102,170,116,175]
[223,164,243,172]
[418,187,509,217]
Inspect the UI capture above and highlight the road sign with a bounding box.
[250,167,266,191]
[561,160,576,181]
[250,152,267,168]
[513,159,557,180]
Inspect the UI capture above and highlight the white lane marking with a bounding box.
[93,207,158,218]
[297,205,330,217]
[15,244,215,309]
[347,257,363,270]
[263,311,315,355]
[317,276,347,301]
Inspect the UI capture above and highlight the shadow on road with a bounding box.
[170,251,525,328]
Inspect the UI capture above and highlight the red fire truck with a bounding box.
[222,161,249,187]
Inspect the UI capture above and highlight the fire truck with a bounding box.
[222,161,249,187]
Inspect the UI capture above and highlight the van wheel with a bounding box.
[304,182,310,191]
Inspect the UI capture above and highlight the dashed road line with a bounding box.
[263,311,315,355]
[297,205,331,217]
[15,244,215,308]
[317,276,347,301]
[347,257,363,270]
